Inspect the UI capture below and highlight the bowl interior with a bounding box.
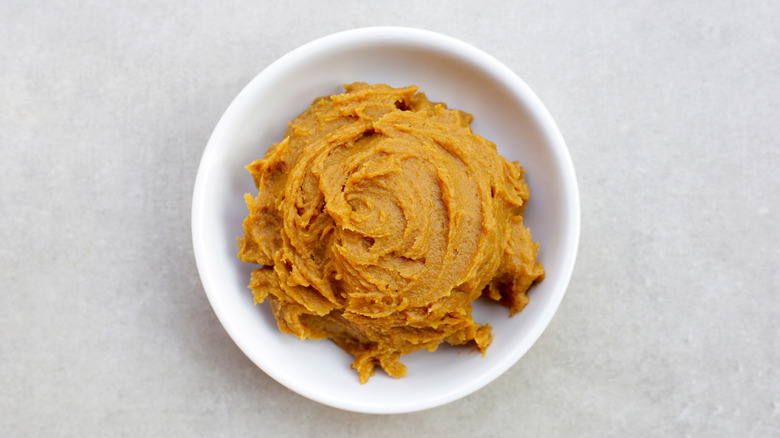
[192,27,579,414]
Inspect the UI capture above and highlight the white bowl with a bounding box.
[192,27,579,414]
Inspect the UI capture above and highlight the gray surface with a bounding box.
[2,1,778,436]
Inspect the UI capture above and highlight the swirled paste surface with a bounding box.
[238,83,544,383]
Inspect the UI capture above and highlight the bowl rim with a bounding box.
[192,26,580,414]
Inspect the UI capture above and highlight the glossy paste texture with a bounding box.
[238,83,544,383]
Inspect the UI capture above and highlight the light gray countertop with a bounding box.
[2,1,778,436]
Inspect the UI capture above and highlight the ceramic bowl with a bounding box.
[192,26,579,414]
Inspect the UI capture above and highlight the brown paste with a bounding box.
[238,83,544,383]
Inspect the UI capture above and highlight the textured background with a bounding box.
[2,1,778,436]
